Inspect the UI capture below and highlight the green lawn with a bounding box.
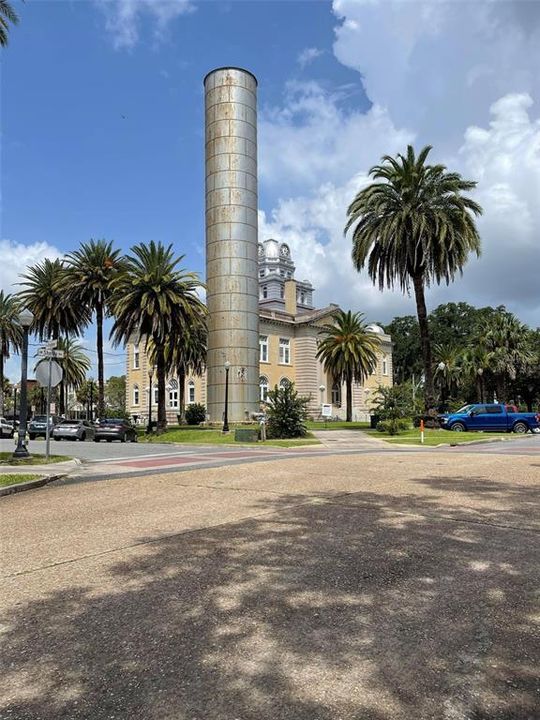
[140,426,320,447]
[0,452,72,466]
[0,473,42,487]
[365,428,522,446]
[306,421,370,431]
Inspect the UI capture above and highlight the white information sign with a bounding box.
[321,403,332,418]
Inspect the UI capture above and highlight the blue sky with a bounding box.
[2,1,540,381]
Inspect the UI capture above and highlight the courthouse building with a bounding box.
[125,239,392,424]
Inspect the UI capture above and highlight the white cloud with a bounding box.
[297,47,324,69]
[0,239,62,295]
[97,0,195,50]
[259,80,413,193]
[332,0,540,148]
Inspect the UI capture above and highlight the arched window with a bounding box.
[188,380,195,404]
[133,385,140,406]
[259,376,269,402]
[133,344,140,370]
[331,383,341,407]
[279,377,291,389]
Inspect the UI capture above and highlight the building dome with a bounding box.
[262,238,280,258]
[366,324,385,335]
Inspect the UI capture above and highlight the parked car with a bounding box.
[439,404,540,434]
[53,419,96,442]
[0,417,14,438]
[94,418,138,443]
[28,414,62,440]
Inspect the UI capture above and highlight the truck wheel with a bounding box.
[79,432,86,442]
[451,422,466,432]
[513,422,528,434]
[29,434,35,441]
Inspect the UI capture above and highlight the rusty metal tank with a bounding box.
[204,67,260,423]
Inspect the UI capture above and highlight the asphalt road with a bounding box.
[1,451,538,719]
[1,431,538,464]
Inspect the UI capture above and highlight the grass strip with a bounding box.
[0,473,42,487]
[0,453,72,466]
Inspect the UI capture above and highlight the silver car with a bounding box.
[53,419,96,442]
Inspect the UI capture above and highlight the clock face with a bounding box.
[280,244,290,257]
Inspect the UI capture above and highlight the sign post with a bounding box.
[420,418,425,445]
[35,349,63,462]
[321,403,332,430]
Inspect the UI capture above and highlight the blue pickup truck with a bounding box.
[439,404,540,434]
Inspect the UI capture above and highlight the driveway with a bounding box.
[1,451,538,719]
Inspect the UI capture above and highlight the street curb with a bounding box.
[388,435,537,448]
[0,473,66,497]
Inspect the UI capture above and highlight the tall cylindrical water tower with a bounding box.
[204,67,260,423]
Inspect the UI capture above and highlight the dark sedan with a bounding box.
[94,419,138,443]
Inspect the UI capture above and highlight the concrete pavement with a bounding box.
[1,450,538,719]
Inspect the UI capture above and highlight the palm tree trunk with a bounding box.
[412,273,434,409]
[179,365,186,424]
[0,352,4,417]
[156,344,167,431]
[346,377,352,423]
[96,301,105,418]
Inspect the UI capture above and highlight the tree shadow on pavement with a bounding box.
[1,474,538,719]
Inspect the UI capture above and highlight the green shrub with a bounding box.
[376,418,411,435]
[266,382,309,439]
[372,385,413,421]
[185,403,206,425]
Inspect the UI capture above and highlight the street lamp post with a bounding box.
[146,369,154,434]
[13,386,17,422]
[89,382,94,422]
[477,368,484,403]
[13,308,34,459]
[222,361,230,433]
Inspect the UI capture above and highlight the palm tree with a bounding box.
[18,258,88,341]
[345,145,482,408]
[62,240,125,418]
[109,241,206,431]
[148,317,207,424]
[433,343,463,406]
[0,0,20,47]
[18,258,89,414]
[481,313,532,401]
[316,310,380,422]
[0,290,22,416]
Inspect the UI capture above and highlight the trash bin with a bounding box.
[370,414,380,429]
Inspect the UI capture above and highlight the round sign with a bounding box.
[35,359,63,388]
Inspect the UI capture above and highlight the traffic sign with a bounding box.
[35,359,63,388]
[37,348,64,359]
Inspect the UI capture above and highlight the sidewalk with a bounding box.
[309,428,387,448]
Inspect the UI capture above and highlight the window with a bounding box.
[486,406,503,414]
[188,381,195,404]
[133,385,140,406]
[262,285,268,299]
[331,383,341,407]
[279,378,291,389]
[279,338,290,364]
[280,269,285,277]
[382,355,388,376]
[153,386,158,405]
[169,389,179,409]
[298,291,306,305]
[259,335,269,363]
[259,376,269,402]
[280,286,284,299]
[133,344,140,370]
[259,269,265,278]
